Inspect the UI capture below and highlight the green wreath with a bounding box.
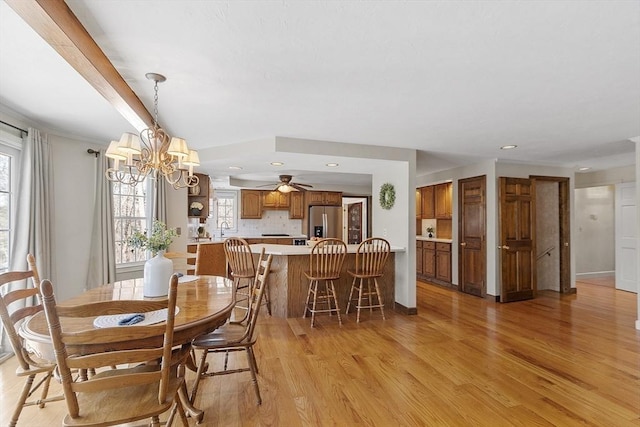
[379,183,396,210]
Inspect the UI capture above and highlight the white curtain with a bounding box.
[9,128,54,279]
[86,150,116,289]
[153,175,167,223]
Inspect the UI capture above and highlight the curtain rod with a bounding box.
[0,119,27,135]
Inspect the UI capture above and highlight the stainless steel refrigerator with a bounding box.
[308,206,343,239]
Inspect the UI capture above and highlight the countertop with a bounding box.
[416,236,453,243]
[189,235,307,244]
[249,243,406,256]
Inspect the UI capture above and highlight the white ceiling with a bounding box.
[1,1,638,188]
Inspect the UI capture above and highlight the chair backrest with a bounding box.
[224,238,255,279]
[164,251,196,275]
[0,254,47,371]
[39,274,180,419]
[244,252,273,341]
[194,243,227,276]
[354,237,391,276]
[308,238,347,279]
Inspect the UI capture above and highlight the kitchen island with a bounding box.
[249,243,405,318]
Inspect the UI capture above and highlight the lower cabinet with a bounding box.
[417,240,452,287]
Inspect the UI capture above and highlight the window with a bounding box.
[215,190,237,232]
[113,178,151,265]
[0,134,20,274]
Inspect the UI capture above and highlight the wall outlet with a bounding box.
[176,227,182,236]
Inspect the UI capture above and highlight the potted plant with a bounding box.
[426,227,435,238]
[128,220,177,297]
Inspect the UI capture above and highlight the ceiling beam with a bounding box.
[5,0,153,133]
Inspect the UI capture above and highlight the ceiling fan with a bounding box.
[260,175,313,193]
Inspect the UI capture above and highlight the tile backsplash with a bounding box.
[236,210,304,236]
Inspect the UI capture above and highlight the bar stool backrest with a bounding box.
[308,238,347,279]
[224,238,255,279]
[354,237,391,276]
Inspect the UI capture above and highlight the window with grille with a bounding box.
[112,178,151,265]
[215,190,237,232]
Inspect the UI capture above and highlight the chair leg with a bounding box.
[246,347,262,405]
[38,371,52,408]
[303,279,313,319]
[329,281,342,325]
[374,278,386,320]
[10,375,34,427]
[310,280,318,327]
[357,277,365,323]
[346,276,357,314]
[189,348,209,403]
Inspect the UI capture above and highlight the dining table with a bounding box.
[19,274,235,421]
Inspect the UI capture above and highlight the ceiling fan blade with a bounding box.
[293,182,313,188]
[291,183,310,191]
[256,182,278,188]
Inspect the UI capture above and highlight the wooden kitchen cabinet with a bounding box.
[435,242,452,283]
[289,191,305,219]
[240,190,262,219]
[421,186,434,219]
[422,241,436,277]
[262,191,290,209]
[416,189,422,219]
[416,240,452,287]
[435,182,452,219]
[307,191,342,206]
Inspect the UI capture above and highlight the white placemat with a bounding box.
[178,275,198,283]
[93,307,180,328]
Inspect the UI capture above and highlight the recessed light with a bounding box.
[578,167,591,171]
[500,145,518,150]
[270,162,284,166]
[228,166,243,170]
[326,163,339,167]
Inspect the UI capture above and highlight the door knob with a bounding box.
[498,245,510,250]
[460,242,467,246]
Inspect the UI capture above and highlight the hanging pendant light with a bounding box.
[105,73,199,189]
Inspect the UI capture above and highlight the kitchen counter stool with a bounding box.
[346,237,391,322]
[303,238,347,327]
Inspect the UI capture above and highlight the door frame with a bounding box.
[530,175,572,294]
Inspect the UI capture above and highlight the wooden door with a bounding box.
[499,177,536,302]
[458,176,486,296]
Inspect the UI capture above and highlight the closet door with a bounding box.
[615,182,637,293]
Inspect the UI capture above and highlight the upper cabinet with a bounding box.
[307,191,342,206]
[416,189,422,218]
[262,191,290,209]
[289,191,305,219]
[421,186,435,219]
[240,189,262,219]
[241,189,305,219]
[435,182,452,219]
[188,173,210,222]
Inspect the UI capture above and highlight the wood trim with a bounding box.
[5,0,152,131]
[393,302,417,315]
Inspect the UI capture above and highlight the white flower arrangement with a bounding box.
[190,201,204,210]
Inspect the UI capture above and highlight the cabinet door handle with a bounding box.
[498,245,510,250]
[460,242,467,246]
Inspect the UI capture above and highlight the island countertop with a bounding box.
[249,243,406,256]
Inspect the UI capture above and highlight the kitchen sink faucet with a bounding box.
[219,221,230,238]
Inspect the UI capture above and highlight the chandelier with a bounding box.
[105,73,200,189]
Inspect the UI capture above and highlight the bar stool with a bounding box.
[303,238,347,327]
[224,238,271,319]
[345,237,391,322]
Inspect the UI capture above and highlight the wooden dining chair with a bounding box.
[194,243,227,276]
[39,274,191,427]
[189,252,274,405]
[224,238,271,318]
[0,254,64,427]
[345,237,391,322]
[303,238,347,327]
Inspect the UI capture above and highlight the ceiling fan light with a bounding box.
[278,184,294,193]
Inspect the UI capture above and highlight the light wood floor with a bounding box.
[2,280,638,426]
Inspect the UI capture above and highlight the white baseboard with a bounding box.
[576,271,615,279]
